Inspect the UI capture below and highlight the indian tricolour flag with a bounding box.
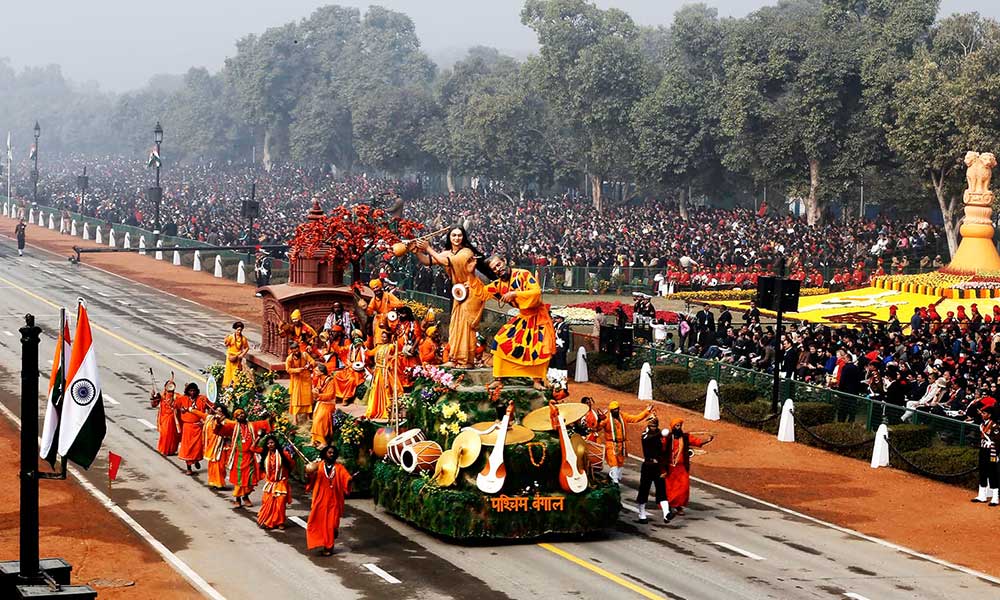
[40,315,72,468]
[58,300,107,469]
[146,145,161,168]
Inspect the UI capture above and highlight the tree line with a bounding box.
[0,0,998,252]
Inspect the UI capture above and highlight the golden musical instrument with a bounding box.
[433,448,460,487]
[469,421,535,445]
[569,434,588,473]
[452,428,483,468]
[522,403,589,432]
[391,226,455,257]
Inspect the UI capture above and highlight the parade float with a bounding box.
[230,198,620,540]
[710,150,1000,325]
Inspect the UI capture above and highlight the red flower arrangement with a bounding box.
[568,301,679,324]
[288,204,423,267]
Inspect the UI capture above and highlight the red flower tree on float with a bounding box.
[288,204,423,282]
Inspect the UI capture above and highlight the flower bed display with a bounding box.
[667,288,829,302]
[565,301,679,323]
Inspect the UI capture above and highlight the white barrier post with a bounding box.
[59,217,66,233]
[108,228,116,248]
[213,254,223,278]
[703,379,720,421]
[172,250,181,266]
[48,213,55,230]
[2,202,7,217]
[870,424,889,468]
[70,220,77,236]
[574,346,588,382]
[237,260,247,284]
[138,235,147,256]
[193,250,202,272]
[123,232,131,249]
[28,208,35,224]
[82,222,90,240]
[777,399,795,442]
[155,240,163,261]
[95,226,103,245]
[638,362,653,401]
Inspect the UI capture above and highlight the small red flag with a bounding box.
[108,451,122,482]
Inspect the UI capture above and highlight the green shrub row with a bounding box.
[584,357,979,489]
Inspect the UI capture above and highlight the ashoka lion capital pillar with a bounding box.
[943,151,1000,274]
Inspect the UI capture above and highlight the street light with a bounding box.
[31,121,40,205]
[150,121,164,245]
[77,167,89,215]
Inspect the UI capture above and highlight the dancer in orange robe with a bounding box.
[363,331,401,420]
[150,380,181,456]
[256,434,295,530]
[223,322,250,387]
[365,279,403,347]
[175,383,212,475]
[331,331,367,404]
[306,445,352,556]
[663,418,707,516]
[310,364,337,446]
[285,342,315,422]
[599,400,651,484]
[219,408,271,508]
[190,404,231,489]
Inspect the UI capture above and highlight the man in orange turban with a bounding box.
[663,417,709,517]
[365,279,403,346]
[598,400,651,483]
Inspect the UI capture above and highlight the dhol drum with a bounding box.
[386,428,425,465]
[400,440,443,473]
[586,440,604,471]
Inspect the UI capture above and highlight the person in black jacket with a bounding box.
[635,415,672,524]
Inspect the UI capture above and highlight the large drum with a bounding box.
[399,441,441,473]
[400,440,443,473]
[586,440,604,471]
[386,428,425,464]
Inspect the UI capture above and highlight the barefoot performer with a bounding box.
[176,383,212,475]
[664,418,710,517]
[220,408,271,508]
[256,434,295,530]
[306,444,352,556]
[223,322,250,387]
[150,375,180,456]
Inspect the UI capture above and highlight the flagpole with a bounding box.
[18,314,42,583]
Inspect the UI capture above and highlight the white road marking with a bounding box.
[289,516,308,529]
[3,331,12,337]
[136,418,156,430]
[363,563,401,584]
[96,292,111,298]
[624,452,1000,586]
[713,542,765,561]
[105,395,120,406]
[114,352,190,357]
[844,593,872,600]
[137,308,150,314]
[0,401,226,600]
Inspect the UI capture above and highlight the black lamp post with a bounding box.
[77,167,88,215]
[150,121,164,245]
[31,121,40,205]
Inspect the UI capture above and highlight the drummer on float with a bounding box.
[409,226,487,369]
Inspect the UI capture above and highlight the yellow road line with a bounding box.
[537,543,664,600]
[0,274,201,379]
[7,273,661,599]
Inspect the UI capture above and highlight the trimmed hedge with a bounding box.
[893,446,978,488]
[719,383,758,405]
[796,422,874,460]
[656,383,706,410]
[651,365,690,386]
[721,399,776,432]
[793,402,837,427]
[888,424,935,454]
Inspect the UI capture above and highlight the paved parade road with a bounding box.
[0,237,998,600]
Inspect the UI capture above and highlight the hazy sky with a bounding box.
[3,0,996,92]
